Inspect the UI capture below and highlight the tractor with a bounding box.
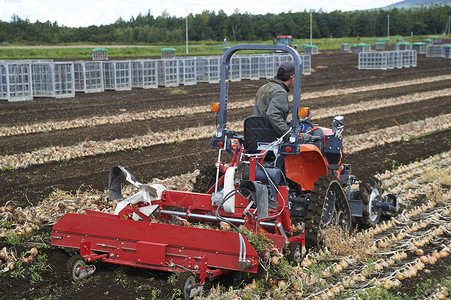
[51,44,398,299]
[274,35,298,51]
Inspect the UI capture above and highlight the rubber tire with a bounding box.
[358,177,383,227]
[175,272,200,300]
[67,254,87,281]
[286,241,303,265]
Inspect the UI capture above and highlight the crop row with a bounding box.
[1,74,450,137]
[0,110,449,170]
[0,149,449,298]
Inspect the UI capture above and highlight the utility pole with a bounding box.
[387,15,390,40]
[310,11,313,45]
[444,15,451,36]
[186,14,189,54]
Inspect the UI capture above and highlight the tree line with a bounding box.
[0,5,450,44]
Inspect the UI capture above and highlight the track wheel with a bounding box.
[305,176,352,248]
[66,254,95,281]
[359,177,383,227]
[176,272,203,300]
[286,241,303,265]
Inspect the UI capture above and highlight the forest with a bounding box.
[0,5,450,44]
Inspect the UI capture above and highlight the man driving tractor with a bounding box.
[252,61,295,136]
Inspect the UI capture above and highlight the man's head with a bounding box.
[276,61,295,87]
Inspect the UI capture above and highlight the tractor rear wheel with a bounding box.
[358,177,383,227]
[305,176,352,248]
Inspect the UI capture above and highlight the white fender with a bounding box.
[223,167,237,214]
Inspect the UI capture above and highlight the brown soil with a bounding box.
[0,49,450,299]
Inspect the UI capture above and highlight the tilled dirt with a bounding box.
[0,51,450,207]
[0,48,450,299]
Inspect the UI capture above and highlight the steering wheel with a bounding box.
[299,111,314,133]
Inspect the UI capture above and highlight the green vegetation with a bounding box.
[0,5,450,52]
[0,33,450,60]
[5,231,23,245]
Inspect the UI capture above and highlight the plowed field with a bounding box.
[0,48,450,299]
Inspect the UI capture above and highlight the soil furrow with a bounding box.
[1,128,449,207]
[1,94,449,156]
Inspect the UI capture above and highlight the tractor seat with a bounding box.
[244,114,281,154]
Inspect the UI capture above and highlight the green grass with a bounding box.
[1,34,449,60]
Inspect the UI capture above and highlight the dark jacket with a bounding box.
[252,79,290,136]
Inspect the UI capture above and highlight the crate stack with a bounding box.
[92,48,108,61]
[412,42,428,54]
[358,50,417,70]
[395,42,413,51]
[426,45,445,57]
[302,44,318,55]
[375,42,385,50]
[351,43,371,54]
[341,43,350,51]
[1,53,313,102]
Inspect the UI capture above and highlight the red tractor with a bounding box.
[51,45,397,299]
[275,35,298,50]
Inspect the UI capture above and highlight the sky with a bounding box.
[0,0,400,27]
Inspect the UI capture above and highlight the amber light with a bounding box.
[211,102,220,112]
[298,107,310,118]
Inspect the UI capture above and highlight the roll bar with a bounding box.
[214,44,303,148]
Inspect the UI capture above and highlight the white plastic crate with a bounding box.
[359,51,417,70]
[31,62,75,98]
[194,56,220,84]
[177,58,197,86]
[205,56,221,83]
[445,47,451,59]
[102,61,132,91]
[157,59,179,87]
[74,61,104,93]
[131,60,158,89]
[239,55,251,80]
[412,44,427,54]
[426,45,445,57]
[359,52,388,70]
[250,55,260,80]
[341,44,350,51]
[300,54,311,76]
[229,56,241,82]
[0,62,33,101]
